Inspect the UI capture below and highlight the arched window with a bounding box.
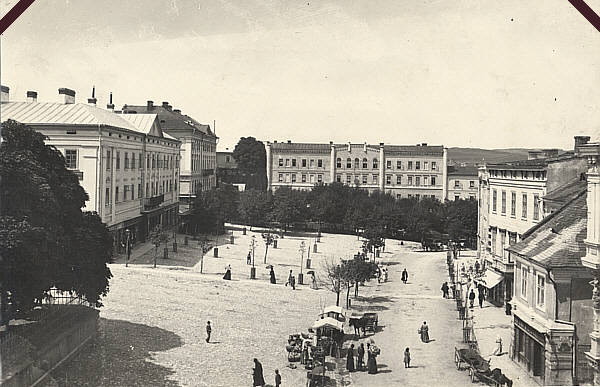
[373,158,378,169]
[354,158,360,168]
[346,158,352,168]
[336,158,342,168]
[362,158,368,169]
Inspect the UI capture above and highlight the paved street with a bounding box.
[47,233,524,386]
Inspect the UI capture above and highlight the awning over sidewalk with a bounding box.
[476,270,503,289]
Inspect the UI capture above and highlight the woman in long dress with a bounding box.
[253,358,265,387]
[367,340,379,374]
[419,321,429,343]
[223,264,231,280]
[346,344,355,372]
[269,266,276,284]
[310,272,318,289]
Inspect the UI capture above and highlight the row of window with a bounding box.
[489,228,518,261]
[105,179,178,205]
[331,158,438,171]
[104,150,179,171]
[492,189,540,220]
[278,158,324,168]
[490,169,547,180]
[278,173,323,183]
[518,265,545,309]
[451,180,476,189]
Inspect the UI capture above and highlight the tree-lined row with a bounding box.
[188,182,478,245]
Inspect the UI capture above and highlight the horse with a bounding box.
[349,317,367,337]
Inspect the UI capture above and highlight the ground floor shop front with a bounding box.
[110,204,178,254]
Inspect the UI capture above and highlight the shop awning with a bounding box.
[312,317,344,331]
[477,270,503,289]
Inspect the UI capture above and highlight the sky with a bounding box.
[1,0,600,151]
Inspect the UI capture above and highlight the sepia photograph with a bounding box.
[1,1,600,386]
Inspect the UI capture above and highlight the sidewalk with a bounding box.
[451,251,539,386]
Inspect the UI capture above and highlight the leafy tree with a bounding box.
[149,224,169,268]
[323,259,346,307]
[0,120,113,324]
[232,137,267,190]
[340,258,378,308]
[238,189,271,229]
[269,186,307,232]
[191,184,239,234]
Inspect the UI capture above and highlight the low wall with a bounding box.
[1,308,98,387]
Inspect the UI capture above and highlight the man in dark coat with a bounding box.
[270,266,277,284]
[346,344,355,372]
[401,269,409,284]
[206,321,212,343]
[253,358,266,387]
[357,343,365,371]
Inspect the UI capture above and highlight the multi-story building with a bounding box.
[266,141,448,200]
[0,86,181,252]
[121,101,217,219]
[507,191,593,385]
[447,165,478,201]
[477,138,591,307]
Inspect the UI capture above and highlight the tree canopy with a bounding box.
[0,120,113,323]
[232,137,267,190]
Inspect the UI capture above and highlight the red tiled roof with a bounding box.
[383,145,444,156]
[487,152,576,170]
[543,178,587,204]
[269,142,444,156]
[507,192,587,268]
[270,142,332,154]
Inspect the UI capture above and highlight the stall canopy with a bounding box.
[322,305,345,315]
[312,317,344,331]
[477,270,503,289]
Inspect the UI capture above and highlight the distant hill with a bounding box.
[447,148,534,165]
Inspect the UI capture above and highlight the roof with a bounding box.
[120,113,159,134]
[312,317,344,331]
[543,178,587,204]
[487,152,576,170]
[322,305,345,315]
[447,165,479,176]
[269,142,444,156]
[507,192,587,269]
[1,102,138,131]
[121,104,214,137]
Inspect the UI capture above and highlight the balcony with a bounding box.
[143,194,164,211]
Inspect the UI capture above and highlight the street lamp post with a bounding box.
[250,235,257,279]
[298,241,306,284]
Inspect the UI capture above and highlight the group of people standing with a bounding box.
[346,340,381,374]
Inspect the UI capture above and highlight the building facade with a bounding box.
[266,141,448,200]
[447,165,479,201]
[477,140,590,307]
[508,192,593,385]
[1,87,181,252]
[121,101,217,218]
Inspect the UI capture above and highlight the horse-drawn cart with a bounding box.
[363,312,378,332]
[454,347,489,371]
[349,312,379,337]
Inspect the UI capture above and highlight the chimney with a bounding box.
[87,86,97,106]
[162,101,172,111]
[0,85,8,102]
[173,109,181,114]
[287,140,291,144]
[147,100,154,110]
[363,142,367,152]
[575,135,591,156]
[26,90,37,103]
[422,143,428,146]
[347,141,351,152]
[58,87,76,104]
[106,92,115,111]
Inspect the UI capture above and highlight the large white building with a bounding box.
[121,102,217,222]
[266,141,449,200]
[0,86,181,252]
[477,138,590,306]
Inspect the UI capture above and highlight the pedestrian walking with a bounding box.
[270,266,277,284]
[478,289,485,308]
[206,321,212,343]
[418,321,429,343]
[367,340,380,374]
[310,272,318,290]
[346,344,355,372]
[286,270,296,290]
[492,337,503,356]
[401,268,408,284]
[274,369,281,387]
[475,260,481,273]
[441,282,449,298]
[357,343,365,371]
[469,289,476,308]
[223,264,232,280]
[247,252,252,265]
[253,358,266,387]
[403,347,411,368]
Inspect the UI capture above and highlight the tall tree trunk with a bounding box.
[336,290,340,306]
[355,281,359,298]
[263,245,269,264]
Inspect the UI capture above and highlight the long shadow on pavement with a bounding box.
[51,318,183,387]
